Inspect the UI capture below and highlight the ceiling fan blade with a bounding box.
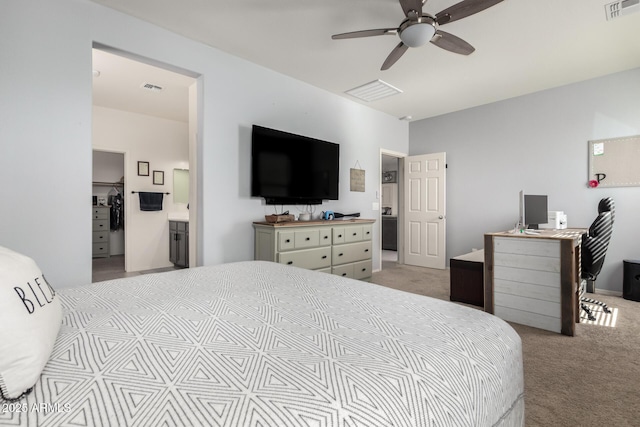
[332,28,397,40]
[430,30,475,55]
[436,0,503,25]
[399,0,424,17]
[381,42,409,70]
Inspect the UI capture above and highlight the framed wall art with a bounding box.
[138,161,149,176]
[153,170,164,185]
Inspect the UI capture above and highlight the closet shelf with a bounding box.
[93,181,124,187]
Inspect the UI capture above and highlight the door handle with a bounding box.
[439,216,444,219]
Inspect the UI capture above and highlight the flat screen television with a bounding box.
[251,125,339,205]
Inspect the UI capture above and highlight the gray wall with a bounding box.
[0,0,408,288]
[409,68,640,293]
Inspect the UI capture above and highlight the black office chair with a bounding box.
[580,197,615,321]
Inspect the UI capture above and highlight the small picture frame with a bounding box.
[138,161,149,176]
[153,170,164,185]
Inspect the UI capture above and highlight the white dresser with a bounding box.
[253,219,374,280]
[484,229,586,336]
[92,206,110,258]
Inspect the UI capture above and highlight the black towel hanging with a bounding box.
[137,192,164,211]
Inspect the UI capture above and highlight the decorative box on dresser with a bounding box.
[253,219,374,280]
[92,206,110,258]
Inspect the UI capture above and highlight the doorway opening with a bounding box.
[91,45,200,281]
[92,150,126,282]
[380,150,406,270]
[379,150,447,272]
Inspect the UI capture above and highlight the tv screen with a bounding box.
[251,125,339,205]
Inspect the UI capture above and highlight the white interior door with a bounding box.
[403,152,446,269]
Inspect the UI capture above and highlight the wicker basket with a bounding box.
[264,214,294,223]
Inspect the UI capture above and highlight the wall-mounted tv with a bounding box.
[251,125,339,205]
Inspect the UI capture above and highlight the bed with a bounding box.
[2,260,524,426]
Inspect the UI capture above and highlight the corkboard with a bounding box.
[588,135,640,187]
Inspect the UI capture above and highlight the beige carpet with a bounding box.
[372,263,640,427]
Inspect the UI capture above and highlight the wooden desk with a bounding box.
[484,229,586,336]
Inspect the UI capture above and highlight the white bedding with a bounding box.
[2,261,524,426]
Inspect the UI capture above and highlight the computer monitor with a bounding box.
[519,191,548,229]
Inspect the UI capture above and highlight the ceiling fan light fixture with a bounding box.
[399,22,436,48]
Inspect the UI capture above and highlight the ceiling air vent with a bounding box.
[345,79,402,102]
[605,0,639,20]
[140,82,164,92]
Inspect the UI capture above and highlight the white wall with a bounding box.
[93,106,189,271]
[409,68,640,293]
[0,0,408,287]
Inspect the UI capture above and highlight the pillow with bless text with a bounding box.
[0,246,62,401]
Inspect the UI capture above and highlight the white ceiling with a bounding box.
[90,0,640,122]
[92,49,194,122]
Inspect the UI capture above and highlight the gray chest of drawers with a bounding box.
[253,219,374,280]
[92,206,110,258]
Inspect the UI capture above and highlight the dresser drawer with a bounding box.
[332,264,353,279]
[319,229,332,246]
[332,261,372,280]
[362,224,373,241]
[93,230,109,243]
[294,229,319,249]
[334,225,370,244]
[92,242,109,255]
[344,226,362,243]
[278,231,295,251]
[279,229,328,251]
[93,211,109,220]
[332,241,372,265]
[353,260,372,280]
[278,246,332,270]
[92,219,109,231]
[92,207,109,219]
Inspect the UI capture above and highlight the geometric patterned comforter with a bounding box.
[3,261,524,426]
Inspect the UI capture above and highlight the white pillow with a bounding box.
[0,246,62,401]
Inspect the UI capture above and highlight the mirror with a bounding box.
[173,169,189,203]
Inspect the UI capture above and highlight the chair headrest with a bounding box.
[598,197,615,222]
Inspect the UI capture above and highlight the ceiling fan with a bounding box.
[332,0,504,70]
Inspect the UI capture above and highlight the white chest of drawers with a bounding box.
[92,206,110,258]
[253,219,374,280]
